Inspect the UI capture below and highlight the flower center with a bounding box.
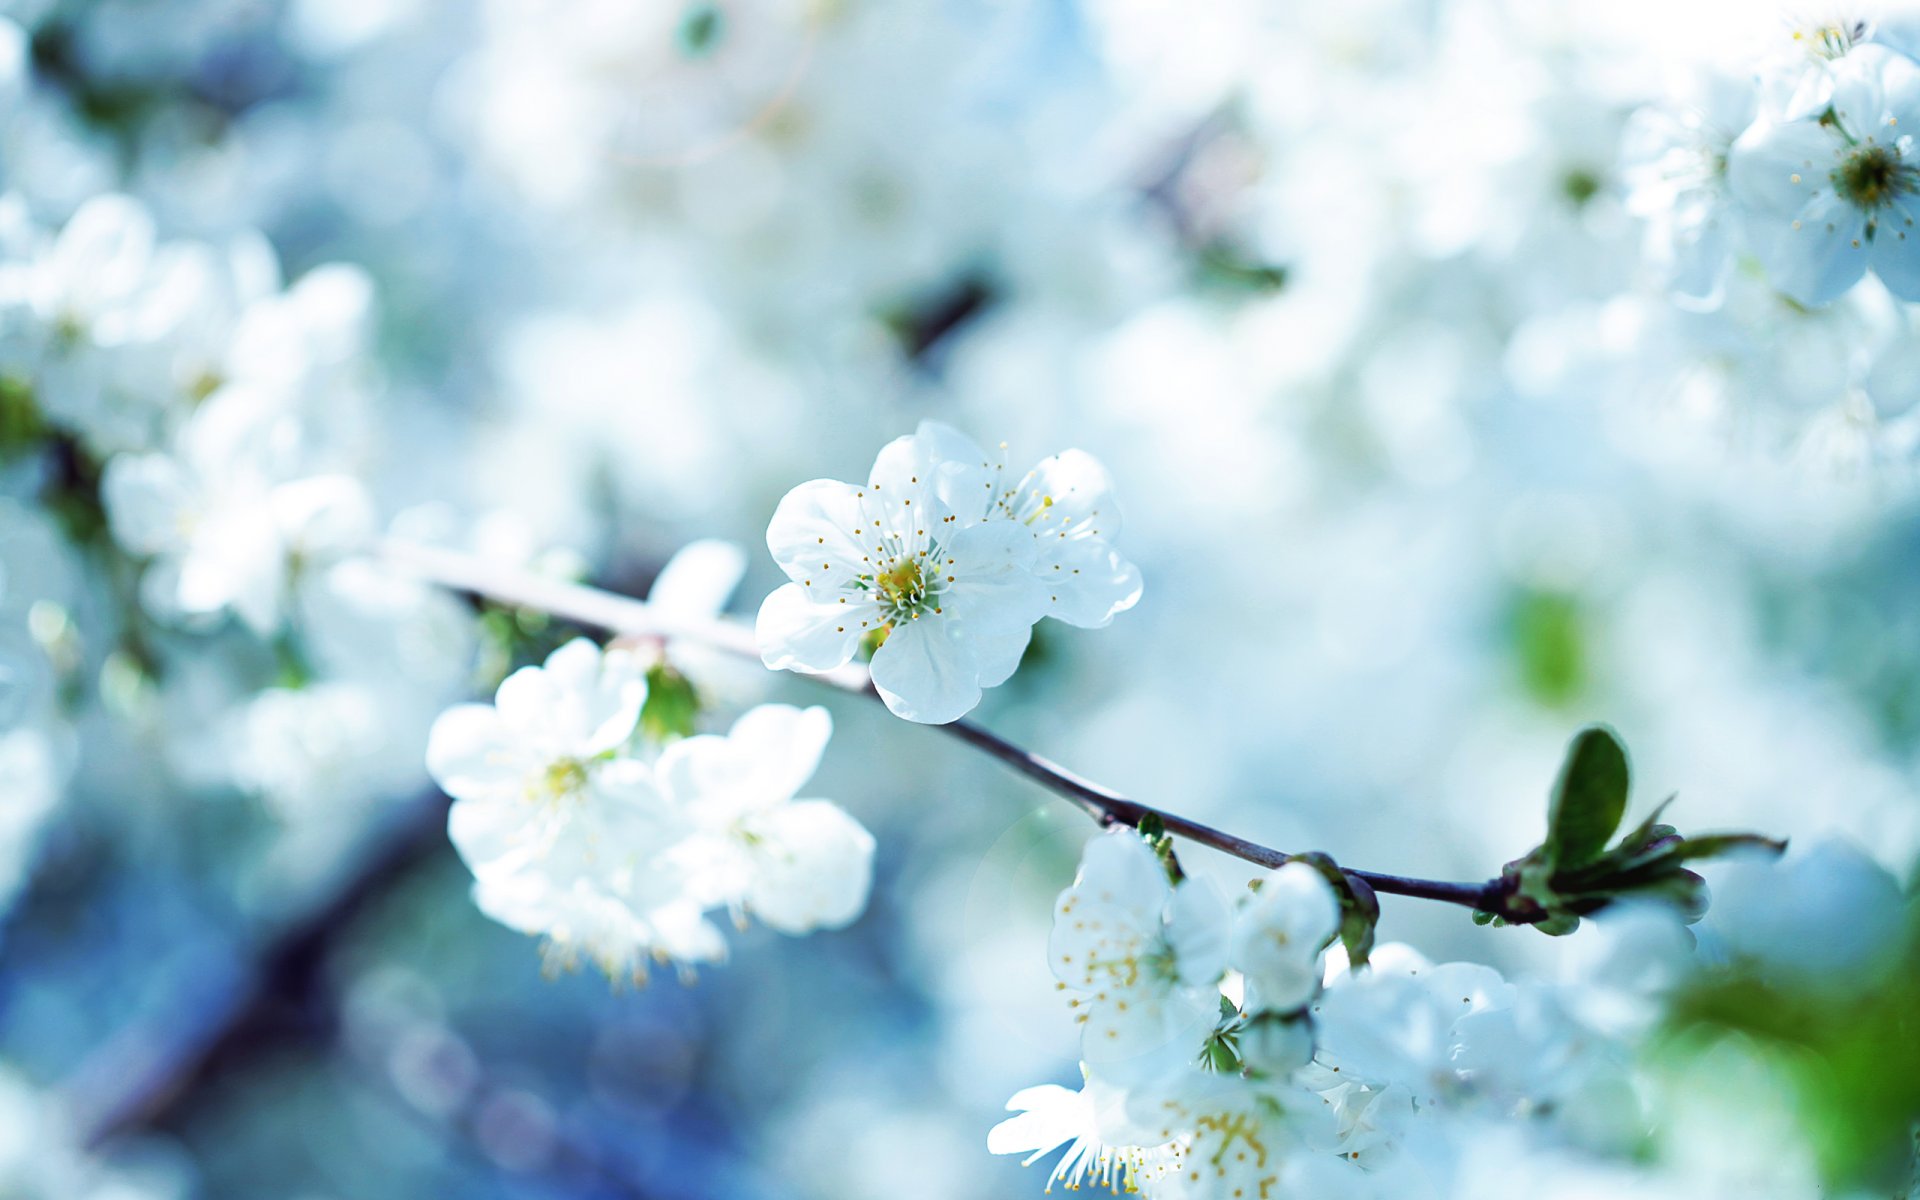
[1835,145,1912,209]
[867,552,947,623]
[1793,20,1865,61]
[877,558,925,606]
[528,756,590,804]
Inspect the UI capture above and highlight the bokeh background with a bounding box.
[3,1,1920,1197]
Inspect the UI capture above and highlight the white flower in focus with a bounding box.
[658,703,875,934]
[756,430,1046,723]
[756,422,1140,723]
[428,638,703,979]
[988,1074,1179,1194]
[1622,73,1759,307]
[1229,861,1340,1015]
[1729,44,1920,305]
[1052,828,1231,1085]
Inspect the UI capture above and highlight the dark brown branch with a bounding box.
[940,717,1512,916]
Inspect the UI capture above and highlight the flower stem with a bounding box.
[380,540,1523,922]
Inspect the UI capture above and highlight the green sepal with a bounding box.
[1292,852,1381,968]
[640,662,701,742]
[1134,813,1184,884]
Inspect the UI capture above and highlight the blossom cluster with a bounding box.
[993,828,1919,1199]
[1626,18,1920,309]
[0,187,477,839]
[427,637,875,980]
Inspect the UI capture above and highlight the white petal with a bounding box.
[1231,863,1340,1012]
[913,420,990,467]
[987,1084,1083,1158]
[766,479,878,601]
[647,538,747,618]
[1079,986,1218,1086]
[1827,47,1889,137]
[756,583,865,673]
[965,621,1030,690]
[1744,188,1869,305]
[102,453,195,556]
[533,637,646,755]
[427,703,526,804]
[867,616,981,723]
[1070,828,1171,913]
[643,901,730,965]
[656,703,831,817]
[944,521,1044,633]
[1038,538,1142,629]
[1869,198,1920,298]
[1313,972,1450,1091]
[1021,448,1123,541]
[1166,877,1231,986]
[1727,118,1835,218]
[867,430,944,499]
[914,420,997,519]
[724,703,832,802]
[449,794,549,879]
[744,799,876,933]
[271,474,375,557]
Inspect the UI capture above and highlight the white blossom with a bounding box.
[756,422,1139,723]
[656,702,874,934]
[428,637,700,978]
[1051,829,1230,1085]
[1729,43,1920,306]
[428,640,874,978]
[1229,861,1340,1016]
[756,429,1048,723]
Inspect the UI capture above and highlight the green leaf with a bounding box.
[1546,725,1631,868]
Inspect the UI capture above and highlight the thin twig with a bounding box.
[379,540,1520,920]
